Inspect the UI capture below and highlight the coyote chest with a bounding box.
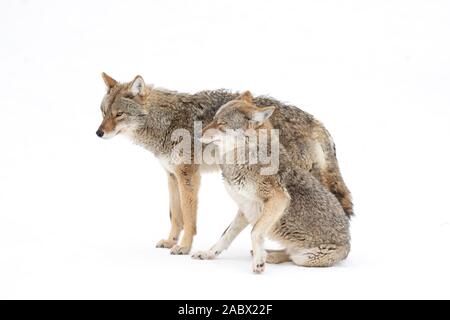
[158,155,220,174]
[158,155,176,173]
[224,180,263,225]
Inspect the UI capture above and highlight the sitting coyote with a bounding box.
[96,73,352,255]
[193,92,350,272]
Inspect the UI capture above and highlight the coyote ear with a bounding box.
[250,106,275,125]
[239,91,253,103]
[102,72,117,89]
[129,75,146,97]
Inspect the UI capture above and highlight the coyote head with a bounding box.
[201,91,276,153]
[96,72,148,139]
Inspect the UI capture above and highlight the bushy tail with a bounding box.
[325,163,354,217]
[319,130,354,218]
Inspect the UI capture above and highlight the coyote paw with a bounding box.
[156,239,177,249]
[191,250,217,260]
[253,260,266,274]
[170,245,191,255]
[252,252,267,274]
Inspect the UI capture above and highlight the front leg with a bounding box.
[251,190,289,273]
[192,210,249,260]
[170,165,200,255]
[156,172,183,249]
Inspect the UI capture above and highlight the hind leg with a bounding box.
[250,249,291,264]
[290,244,350,267]
[266,249,291,264]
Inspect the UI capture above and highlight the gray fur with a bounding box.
[195,97,351,268]
[99,78,352,217]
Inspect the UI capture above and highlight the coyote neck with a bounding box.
[131,88,238,157]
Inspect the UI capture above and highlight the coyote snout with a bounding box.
[96,117,119,139]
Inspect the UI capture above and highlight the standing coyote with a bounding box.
[96,73,352,255]
[192,93,350,272]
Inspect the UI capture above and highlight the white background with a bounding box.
[1,0,449,299]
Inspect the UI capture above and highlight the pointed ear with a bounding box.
[129,75,146,97]
[239,91,253,103]
[101,72,117,89]
[250,106,276,125]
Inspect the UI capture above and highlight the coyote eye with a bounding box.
[116,112,124,117]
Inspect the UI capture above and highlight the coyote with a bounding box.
[96,73,352,255]
[192,92,351,272]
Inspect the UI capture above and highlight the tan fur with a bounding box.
[102,72,117,89]
[170,165,200,254]
[239,90,253,103]
[98,117,117,134]
[156,173,183,249]
[251,189,290,273]
[265,250,291,264]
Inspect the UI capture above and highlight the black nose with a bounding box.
[96,129,104,137]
